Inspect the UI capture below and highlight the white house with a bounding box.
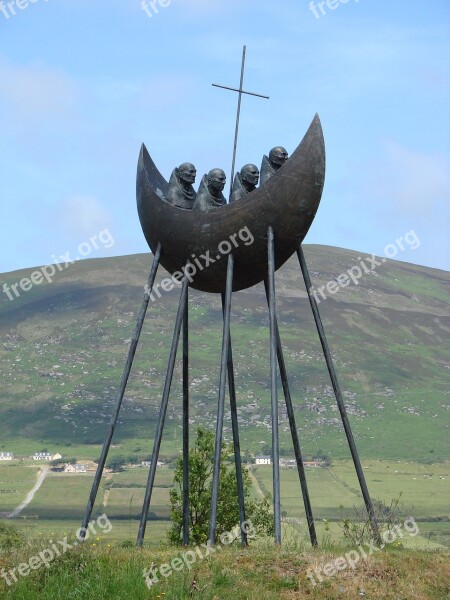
[255,455,271,465]
[141,460,164,467]
[64,464,87,473]
[280,459,296,468]
[0,452,14,461]
[31,452,62,461]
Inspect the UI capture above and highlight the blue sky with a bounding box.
[1,0,449,273]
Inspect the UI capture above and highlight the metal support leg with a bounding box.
[209,255,234,544]
[136,271,190,547]
[80,245,161,538]
[264,281,318,547]
[268,227,281,545]
[297,246,381,545]
[182,292,189,546]
[221,294,248,547]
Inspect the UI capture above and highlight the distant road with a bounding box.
[8,466,49,518]
[248,467,265,498]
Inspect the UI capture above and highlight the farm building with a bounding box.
[31,452,62,461]
[0,452,14,461]
[255,456,271,465]
[64,464,87,473]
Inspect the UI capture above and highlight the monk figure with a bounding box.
[193,169,227,211]
[230,164,259,203]
[260,146,289,185]
[166,162,197,209]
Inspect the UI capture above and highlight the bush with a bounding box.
[337,493,409,546]
[168,427,274,546]
[106,456,128,472]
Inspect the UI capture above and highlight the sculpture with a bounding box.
[136,117,323,293]
[193,168,227,211]
[81,91,382,550]
[260,146,289,185]
[230,164,260,203]
[166,162,197,209]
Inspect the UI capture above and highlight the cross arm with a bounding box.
[212,83,269,100]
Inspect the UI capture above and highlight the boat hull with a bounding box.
[136,114,325,293]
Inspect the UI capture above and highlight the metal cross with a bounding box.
[212,45,269,200]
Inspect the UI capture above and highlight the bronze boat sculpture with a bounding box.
[82,111,382,551]
[137,114,326,293]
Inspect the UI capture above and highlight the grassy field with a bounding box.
[106,487,171,520]
[1,465,174,545]
[0,457,449,598]
[1,460,448,551]
[334,460,450,517]
[0,543,448,599]
[109,466,174,487]
[0,465,41,515]
[252,461,450,516]
[18,474,101,521]
[251,460,450,549]
[10,519,169,546]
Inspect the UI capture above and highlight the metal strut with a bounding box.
[182,291,189,546]
[136,270,190,547]
[297,246,382,545]
[82,241,379,549]
[80,244,161,538]
[263,280,318,547]
[221,293,248,547]
[267,227,281,544]
[209,254,234,544]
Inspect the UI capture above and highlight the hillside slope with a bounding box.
[0,245,449,461]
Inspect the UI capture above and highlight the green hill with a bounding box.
[1,246,449,463]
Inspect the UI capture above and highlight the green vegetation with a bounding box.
[105,456,128,473]
[20,474,99,521]
[0,456,448,598]
[0,465,41,513]
[0,248,448,463]
[1,459,447,551]
[50,458,75,467]
[0,248,449,595]
[0,521,25,551]
[0,540,448,599]
[252,460,449,542]
[168,427,273,545]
